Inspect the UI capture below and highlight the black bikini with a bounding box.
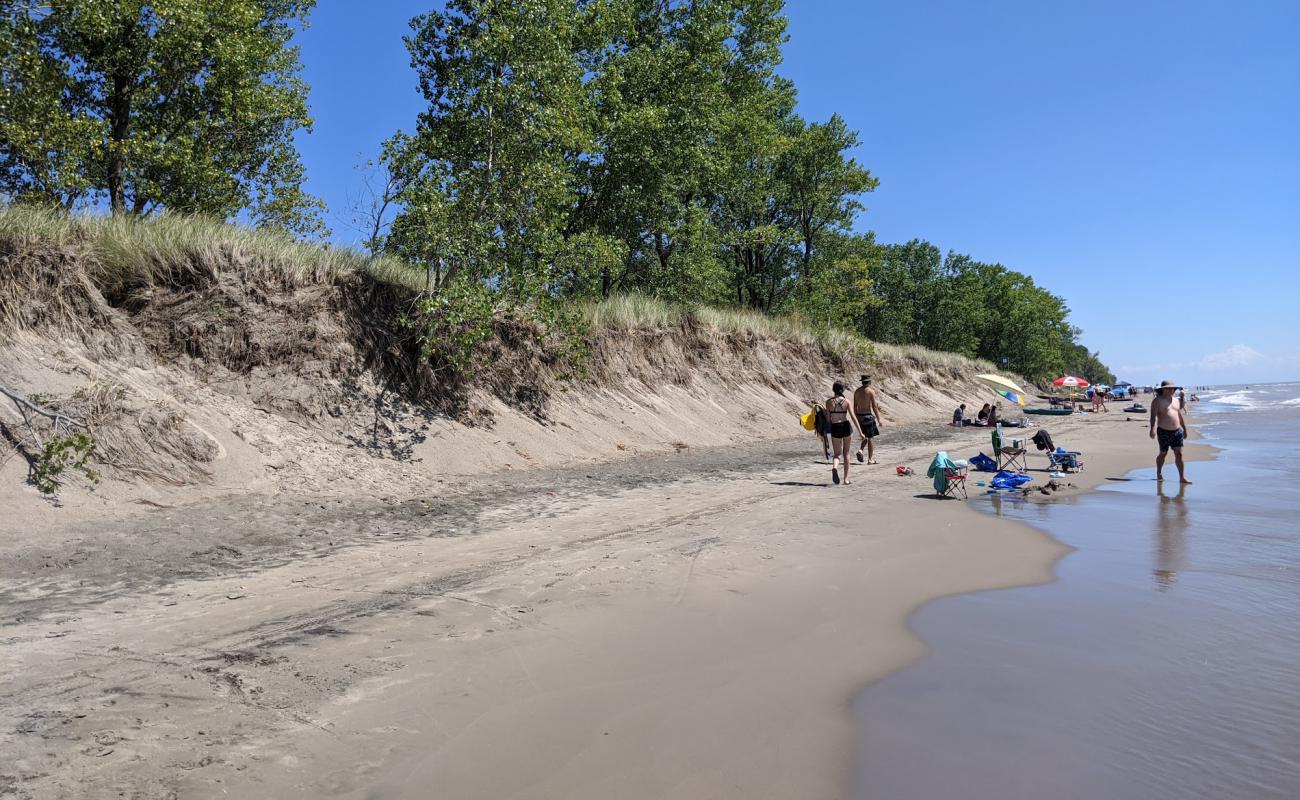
[827,397,852,438]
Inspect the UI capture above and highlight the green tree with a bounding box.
[388,0,590,296]
[790,230,881,332]
[862,239,942,344]
[0,0,325,236]
[579,0,790,298]
[777,113,877,279]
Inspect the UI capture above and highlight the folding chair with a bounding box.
[939,462,968,499]
[1047,449,1084,473]
[993,428,1028,473]
[998,447,1028,472]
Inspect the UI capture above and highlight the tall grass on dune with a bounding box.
[871,342,998,373]
[579,294,882,364]
[0,204,425,294]
[2,206,1001,376]
[579,293,683,330]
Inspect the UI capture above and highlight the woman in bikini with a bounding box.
[824,381,864,485]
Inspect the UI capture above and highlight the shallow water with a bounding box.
[852,382,1300,799]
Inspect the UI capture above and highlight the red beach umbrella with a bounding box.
[1052,375,1090,390]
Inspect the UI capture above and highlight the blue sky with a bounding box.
[294,1,1299,384]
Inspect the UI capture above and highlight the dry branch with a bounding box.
[0,384,88,431]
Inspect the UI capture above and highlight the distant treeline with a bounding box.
[0,0,1114,385]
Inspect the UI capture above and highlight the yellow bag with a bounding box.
[800,409,817,431]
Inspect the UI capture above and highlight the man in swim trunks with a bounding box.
[853,375,882,464]
[1150,379,1191,484]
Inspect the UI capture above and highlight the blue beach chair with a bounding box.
[1048,447,1084,473]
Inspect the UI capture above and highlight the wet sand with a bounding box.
[3,414,1150,799]
[853,397,1298,799]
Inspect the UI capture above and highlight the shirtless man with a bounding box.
[1150,380,1191,484]
[853,375,882,464]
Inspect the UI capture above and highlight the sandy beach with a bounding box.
[0,410,1178,799]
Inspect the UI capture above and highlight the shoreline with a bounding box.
[847,406,1281,800]
[2,411,1191,798]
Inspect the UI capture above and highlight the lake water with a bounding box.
[852,382,1300,799]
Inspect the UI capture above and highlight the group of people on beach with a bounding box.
[814,375,881,485]
[950,402,1000,427]
[811,376,1192,486]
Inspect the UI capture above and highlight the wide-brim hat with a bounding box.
[860,374,872,384]
[1157,380,1182,390]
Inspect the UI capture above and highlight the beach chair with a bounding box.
[939,462,968,499]
[927,451,967,499]
[992,428,1028,473]
[998,446,1028,472]
[1047,448,1084,473]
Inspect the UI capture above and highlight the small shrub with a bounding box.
[31,433,99,495]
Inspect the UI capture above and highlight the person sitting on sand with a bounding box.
[1150,380,1191,484]
[976,403,991,425]
[853,375,882,464]
[825,381,864,485]
[952,403,968,426]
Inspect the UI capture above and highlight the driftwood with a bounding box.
[0,384,87,447]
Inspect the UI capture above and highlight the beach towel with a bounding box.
[800,409,816,431]
[969,453,997,472]
[927,451,958,494]
[989,470,1033,490]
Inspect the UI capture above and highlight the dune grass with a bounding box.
[2,206,999,374]
[0,204,425,294]
[872,341,999,373]
[578,293,1003,373]
[581,294,876,361]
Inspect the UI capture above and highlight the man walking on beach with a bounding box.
[854,375,881,464]
[1150,380,1191,484]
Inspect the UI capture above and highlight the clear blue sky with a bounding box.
[294,0,1300,384]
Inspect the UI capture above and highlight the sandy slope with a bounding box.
[0,411,1180,800]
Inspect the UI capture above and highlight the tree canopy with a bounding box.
[373,0,1113,384]
[0,0,326,236]
[0,0,1115,384]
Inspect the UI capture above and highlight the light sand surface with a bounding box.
[2,412,1188,799]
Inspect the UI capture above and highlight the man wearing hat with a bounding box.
[1150,380,1191,483]
[852,375,882,465]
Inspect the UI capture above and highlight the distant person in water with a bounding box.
[825,381,863,484]
[1150,380,1191,484]
[853,375,882,464]
[1178,389,1187,410]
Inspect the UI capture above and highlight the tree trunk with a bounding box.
[107,73,132,215]
[654,230,672,274]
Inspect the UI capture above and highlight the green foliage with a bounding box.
[31,433,98,495]
[0,0,326,237]
[400,279,497,378]
[0,0,1113,389]
[385,0,589,293]
[374,0,1111,384]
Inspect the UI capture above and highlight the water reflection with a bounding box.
[1154,483,1188,591]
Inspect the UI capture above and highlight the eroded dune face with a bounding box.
[1,235,1005,505]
